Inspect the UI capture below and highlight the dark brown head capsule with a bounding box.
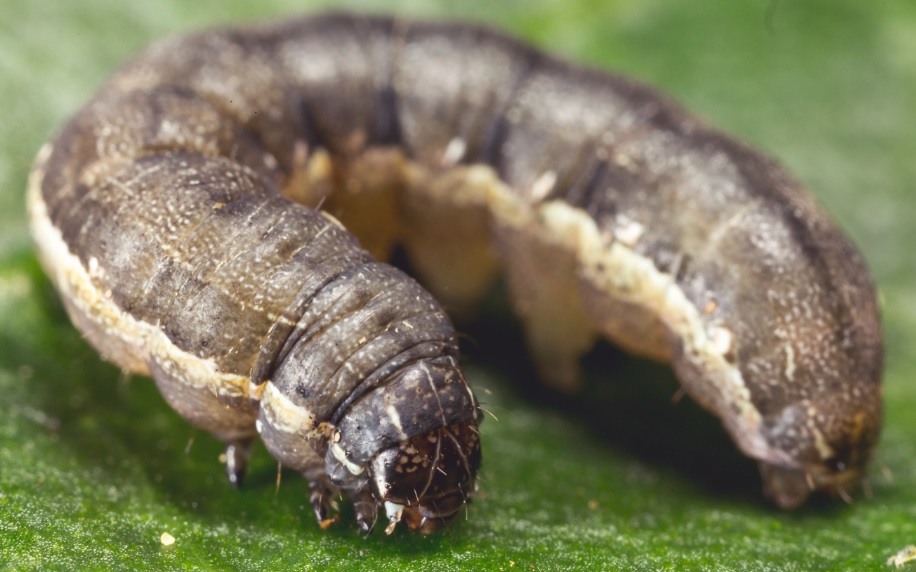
[317,355,482,533]
[369,423,481,534]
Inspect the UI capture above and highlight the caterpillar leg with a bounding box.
[492,203,595,391]
[401,165,501,321]
[344,482,379,535]
[224,437,255,487]
[306,474,376,534]
[307,475,341,528]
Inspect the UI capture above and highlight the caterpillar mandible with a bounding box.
[27,12,883,533]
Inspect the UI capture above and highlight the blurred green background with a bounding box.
[1,0,914,570]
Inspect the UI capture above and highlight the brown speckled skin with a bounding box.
[32,12,882,527]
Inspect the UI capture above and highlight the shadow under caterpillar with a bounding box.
[27,12,883,534]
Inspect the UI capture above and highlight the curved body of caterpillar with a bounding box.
[28,12,882,531]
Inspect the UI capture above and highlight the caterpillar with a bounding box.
[27,12,883,533]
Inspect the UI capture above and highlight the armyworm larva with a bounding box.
[28,12,883,533]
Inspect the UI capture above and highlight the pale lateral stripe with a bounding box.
[28,147,252,404]
[481,172,789,467]
[260,381,319,436]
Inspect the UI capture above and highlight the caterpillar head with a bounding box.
[323,357,482,534]
[368,422,481,534]
[758,390,882,508]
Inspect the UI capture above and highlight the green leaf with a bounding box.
[2,1,914,570]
